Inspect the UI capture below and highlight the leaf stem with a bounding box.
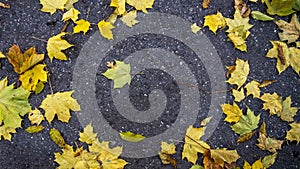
[44,64,54,95]
[31,36,47,43]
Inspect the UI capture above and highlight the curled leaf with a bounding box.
[119,131,145,142]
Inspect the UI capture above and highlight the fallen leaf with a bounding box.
[278,96,298,122]
[258,80,276,87]
[121,10,139,27]
[190,164,204,169]
[0,2,10,8]
[0,52,6,58]
[0,78,31,141]
[221,103,243,123]
[62,7,80,22]
[289,47,300,75]
[266,41,290,74]
[50,128,66,149]
[200,116,213,127]
[210,149,240,167]
[191,23,201,34]
[107,11,118,24]
[19,64,47,94]
[158,142,177,168]
[251,11,274,21]
[64,0,78,10]
[262,153,277,168]
[79,123,97,144]
[232,88,245,102]
[119,131,145,142]
[26,125,45,133]
[103,60,131,88]
[226,58,250,89]
[237,131,255,143]
[40,0,68,15]
[73,19,91,34]
[203,12,226,34]
[202,0,211,8]
[98,20,115,40]
[275,14,300,43]
[257,132,283,153]
[286,122,300,143]
[245,81,261,98]
[260,92,283,115]
[110,0,126,15]
[225,10,253,51]
[28,108,45,125]
[265,0,295,16]
[40,91,81,123]
[6,45,44,74]
[126,0,155,13]
[244,159,263,169]
[234,0,251,18]
[231,108,260,135]
[47,32,73,61]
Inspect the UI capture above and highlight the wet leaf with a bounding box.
[126,0,155,13]
[119,131,145,142]
[26,125,45,133]
[103,60,131,88]
[265,0,295,16]
[232,88,245,102]
[266,41,290,74]
[278,96,298,122]
[210,149,240,167]
[275,14,300,43]
[260,92,283,115]
[289,47,300,75]
[110,0,126,15]
[286,122,300,143]
[204,12,226,34]
[231,108,260,135]
[47,32,73,61]
[64,0,78,10]
[257,132,283,153]
[62,7,80,22]
[121,10,139,27]
[244,159,263,169]
[226,58,250,89]
[191,23,201,34]
[158,142,177,168]
[0,52,6,58]
[190,164,204,169]
[202,0,211,8]
[251,11,274,21]
[50,128,66,149]
[221,103,243,123]
[237,131,255,143]
[79,123,97,144]
[73,19,90,34]
[28,108,44,125]
[258,80,276,87]
[245,81,261,98]
[262,153,277,168]
[40,0,68,15]
[98,20,115,40]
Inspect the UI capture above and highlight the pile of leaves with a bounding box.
[0,0,300,168]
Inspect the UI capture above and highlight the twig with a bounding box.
[61,21,70,32]
[31,36,47,43]
[44,63,54,95]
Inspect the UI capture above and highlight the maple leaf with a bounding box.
[103,60,131,88]
[6,45,44,74]
[182,126,210,164]
[73,19,91,34]
[62,7,80,22]
[79,123,97,144]
[275,14,300,43]
[98,20,115,40]
[47,32,73,61]
[278,96,299,122]
[203,12,226,34]
[126,0,155,13]
[121,10,139,27]
[260,92,283,115]
[40,0,68,15]
[107,11,118,25]
[55,145,86,169]
[40,91,81,123]
[265,0,295,16]
[221,103,243,123]
[225,10,253,51]
[266,41,290,74]
[28,108,44,125]
[210,149,240,167]
[237,131,255,143]
[244,159,263,169]
[191,23,201,34]
[158,142,177,168]
[232,88,245,102]
[64,0,78,10]
[226,58,250,89]
[235,0,251,18]
[26,125,45,134]
[231,108,260,135]
[19,64,47,94]
[289,47,300,75]
[245,81,261,98]
[286,122,300,143]
[119,131,145,142]
[0,78,31,140]
[110,0,126,15]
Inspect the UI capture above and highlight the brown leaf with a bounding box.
[234,0,251,18]
[202,0,211,8]
[237,131,256,143]
[0,2,10,8]
[258,80,276,88]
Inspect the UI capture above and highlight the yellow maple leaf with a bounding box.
[260,93,282,115]
[232,88,245,102]
[160,141,176,154]
[226,58,250,89]
[79,123,97,144]
[47,32,73,61]
[257,132,283,153]
[0,126,16,141]
[40,91,81,123]
[73,19,90,34]
[245,80,261,98]
[286,122,300,143]
[244,159,263,169]
[289,47,300,75]
[64,0,78,10]
[221,103,243,123]
[225,9,253,51]
[279,96,298,122]
[110,0,126,15]
[266,41,290,74]
[19,64,47,94]
[182,126,210,164]
[121,10,139,27]
[191,23,201,34]
[158,142,177,168]
[204,12,226,34]
[28,108,44,125]
[126,0,155,13]
[62,7,80,22]
[107,11,118,25]
[40,0,68,15]
[98,20,115,40]
[6,45,44,74]
[210,149,240,167]
[275,14,300,44]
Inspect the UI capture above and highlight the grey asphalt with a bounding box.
[0,0,299,169]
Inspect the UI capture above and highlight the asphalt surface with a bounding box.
[0,0,300,169]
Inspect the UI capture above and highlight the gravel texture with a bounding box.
[0,0,299,169]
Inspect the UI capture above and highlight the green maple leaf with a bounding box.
[231,108,260,135]
[0,78,31,140]
[102,60,131,89]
